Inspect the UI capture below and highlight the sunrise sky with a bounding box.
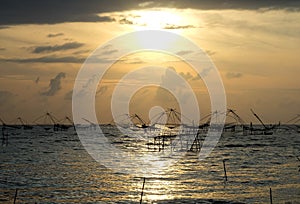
[0,0,299,124]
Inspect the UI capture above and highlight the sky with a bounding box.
[0,0,299,124]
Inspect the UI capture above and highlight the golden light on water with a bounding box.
[142,178,176,202]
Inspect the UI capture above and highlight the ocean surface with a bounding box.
[0,125,299,203]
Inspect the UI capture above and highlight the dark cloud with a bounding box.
[41,72,66,96]
[226,72,243,79]
[1,54,124,65]
[0,47,6,51]
[31,42,84,54]
[119,56,144,64]
[176,50,194,56]
[0,1,117,25]
[119,18,134,25]
[0,1,299,25]
[101,49,118,55]
[47,33,64,38]
[98,44,119,56]
[148,0,300,11]
[0,26,10,29]
[164,24,195,29]
[72,49,91,55]
[2,55,85,63]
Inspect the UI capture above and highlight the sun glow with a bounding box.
[134,10,183,30]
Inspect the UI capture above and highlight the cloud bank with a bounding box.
[0,0,299,25]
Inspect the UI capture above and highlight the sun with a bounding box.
[134,10,183,30]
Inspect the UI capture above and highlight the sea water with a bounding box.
[0,126,299,203]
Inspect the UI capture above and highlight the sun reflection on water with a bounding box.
[142,178,176,202]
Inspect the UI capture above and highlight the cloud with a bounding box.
[200,67,213,78]
[101,49,118,55]
[164,24,195,29]
[154,67,197,106]
[226,72,243,79]
[158,1,300,11]
[180,72,202,81]
[176,50,215,57]
[138,1,155,8]
[0,26,10,29]
[102,44,113,49]
[179,72,193,80]
[119,18,134,25]
[122,57,144,64]
[31,42,84,54]
[72,49,91,55]
[176,50,194,56]
[1,1,299,25]
[2,55,85,64]
[0,53,131,65]
[47,33,64,38]
[0,1,116,25]
[71,74,100,99]
[96,44,119,56]
[205,50,216,56]
[181,67,212,81]
[96,86,108,95]
[161,67,183,86]
[112,14,142,26]
[41,72,66,96]
[0,47,6,51]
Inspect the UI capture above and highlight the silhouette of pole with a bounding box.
[269,188,273,204]
[140,177,146,204]
[13,188,18,204]
[223,160,228,182]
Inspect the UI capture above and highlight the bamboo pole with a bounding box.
[223,160,228,182]
[13,188,18,204]
[139,177,146,204]
[270,188,273,204]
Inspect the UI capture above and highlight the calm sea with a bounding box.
[0,126,299,203]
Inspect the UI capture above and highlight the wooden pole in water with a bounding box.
[223,160,228,182]
[13,188,18,204]
[2,126,7,146]
[269,188,273,204]
[1,127,4,145]
[139,177,146,204]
